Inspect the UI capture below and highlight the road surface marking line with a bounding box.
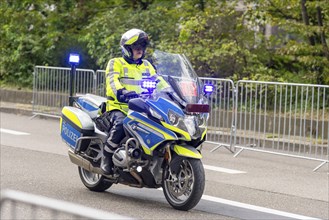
[0,128,30,136]
[203,164,246,174]
[202,195,320,220]
[157,188,318,219]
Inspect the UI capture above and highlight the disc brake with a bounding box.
[166,163,191,197]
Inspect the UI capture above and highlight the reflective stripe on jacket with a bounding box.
[105,57,169,112]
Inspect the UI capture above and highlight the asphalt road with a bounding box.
[1,112,328,219]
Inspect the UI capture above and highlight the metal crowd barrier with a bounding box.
[32,66,329,170]
[200,77,236,152]
[232,81,329,171]
[0,189,131,219]
[32,66,95,118]
[95,70,106,97]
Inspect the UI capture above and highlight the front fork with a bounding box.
[164,143,201,180]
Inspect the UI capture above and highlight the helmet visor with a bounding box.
[131,40,148,50]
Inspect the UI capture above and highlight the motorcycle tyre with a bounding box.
[78,167,113,192]
[162,158,205,211]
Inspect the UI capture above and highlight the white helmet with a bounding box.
[120,29,149,61]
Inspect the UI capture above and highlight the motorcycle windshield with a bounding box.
[151,50,204,104]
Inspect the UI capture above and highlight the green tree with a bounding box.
[1,0,52,87]
[243,0,329,84]
[1,0,328,88]
[156,0,269,81]
[0,0,101,88]
[81,0,178,69]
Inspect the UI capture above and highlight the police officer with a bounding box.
[101,28,169,174]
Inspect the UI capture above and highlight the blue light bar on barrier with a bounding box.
[204,84,214,94]
[69,53,80,65]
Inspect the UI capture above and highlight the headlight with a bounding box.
[149,107,163,120]
[167,111,197,137]
[197,113,209,126]
[168,110,180,126]
[197,114,204,126]
[184,116,197,136]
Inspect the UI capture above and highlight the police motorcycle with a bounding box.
[60,50,214,211]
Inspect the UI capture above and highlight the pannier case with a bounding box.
[60,106,94,149]
[76,94,106,119]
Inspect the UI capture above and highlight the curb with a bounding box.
[0,102,60,121]
[0,105,60,121]
[1,89,33,116]
[0,106,33,116]
[0,102,33,116]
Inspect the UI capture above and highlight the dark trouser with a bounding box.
[96,110,126,153]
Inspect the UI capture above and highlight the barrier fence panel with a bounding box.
[0,190,130,219]
[32,66,95,117]
[95,70,106,97]
[234,80,329,170]
[200,78,236,152]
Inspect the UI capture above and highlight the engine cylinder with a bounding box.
[112,149,128,168]
[112,138,140,168]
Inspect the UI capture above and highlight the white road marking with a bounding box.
[0,128,30,136]
[203,164,246,174]
[157,188,318,219]
[202,195,320,220]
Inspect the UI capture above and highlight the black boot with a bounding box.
[101,150,114,175]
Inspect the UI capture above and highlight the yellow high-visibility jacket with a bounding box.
[105,57,169,112]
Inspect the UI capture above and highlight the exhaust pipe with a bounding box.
[68,150,103,175]
[130,170,143,188]
[69,149,143,186]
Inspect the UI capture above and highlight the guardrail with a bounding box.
[32,66,329,170]
[0,189,131,219]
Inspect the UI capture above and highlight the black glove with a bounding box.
[117,89,138,103]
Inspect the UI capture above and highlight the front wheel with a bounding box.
[162,158,205,211]
[78,167,113,192]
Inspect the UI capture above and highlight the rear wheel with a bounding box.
[162,158,205,211]
[78,167,112,192]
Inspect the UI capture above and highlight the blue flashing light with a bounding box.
[141,80,157,89]
[204,84,214,94]
[69,53,80,65]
